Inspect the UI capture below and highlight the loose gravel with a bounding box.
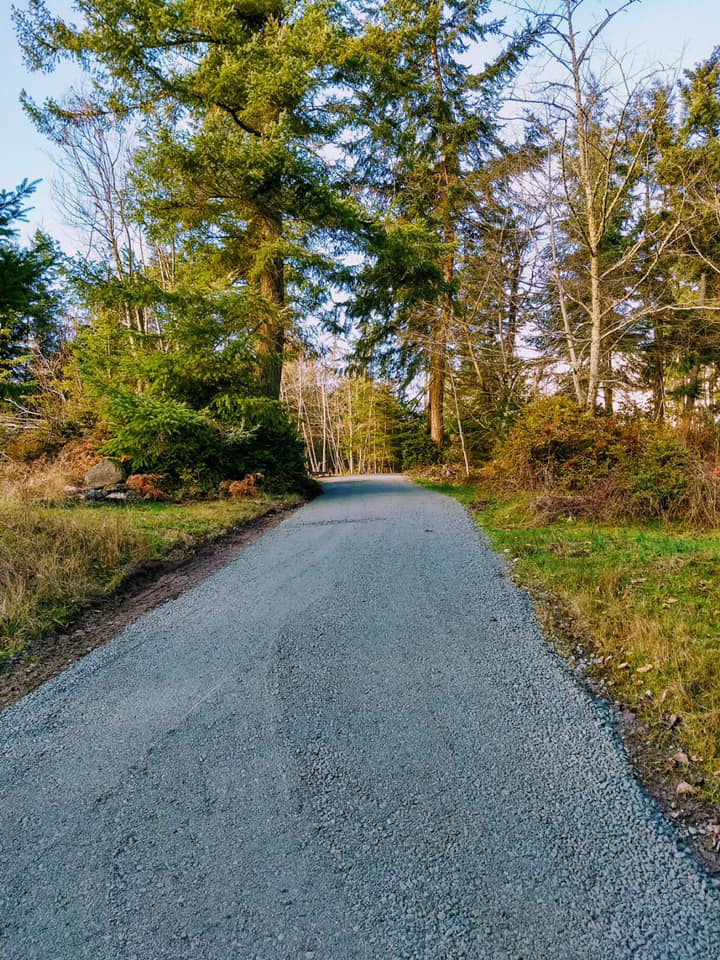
[2,475,720,959]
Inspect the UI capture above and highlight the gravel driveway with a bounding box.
[2,475,720,959]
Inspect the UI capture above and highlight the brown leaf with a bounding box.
[618,661,630,669]
[636,663,653,674]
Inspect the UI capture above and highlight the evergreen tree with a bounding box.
[0,180,63,398]
[15,0,355,399]
[344,0,530,447]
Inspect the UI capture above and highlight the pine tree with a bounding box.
[15,0,355,399]
[344,0,529,447]
[0,180,63,398]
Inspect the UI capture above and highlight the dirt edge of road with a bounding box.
[527,585,720,876]
[0,504,299,711]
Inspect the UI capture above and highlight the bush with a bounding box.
[493,395,705,522]
[401,424,441,469]
[493,396,639,490]
[210,395,309,492]
[101,390,226,484]
[1,422,57,462]
[100,389,309,495]
[629,438,693,516]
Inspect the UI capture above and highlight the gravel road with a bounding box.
[2,475,720,959]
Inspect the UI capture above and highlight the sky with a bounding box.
[2,0,720,252]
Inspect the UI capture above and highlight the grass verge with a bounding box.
[0,495,300,659]
[421,480,720,803]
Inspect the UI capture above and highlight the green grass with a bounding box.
[0,495,299,659]
[422,480,720,799]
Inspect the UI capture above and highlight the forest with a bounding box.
[0,0,718,504]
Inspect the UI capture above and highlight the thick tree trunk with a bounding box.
[257,216,286,399]
[428,24,456,451]
[429,312,446,447]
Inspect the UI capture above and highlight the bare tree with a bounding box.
[517,0,683,411]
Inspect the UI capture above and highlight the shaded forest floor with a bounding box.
[421,478,720,871]
[0,495,301,706]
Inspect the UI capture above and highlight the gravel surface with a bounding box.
[2,474,720,959]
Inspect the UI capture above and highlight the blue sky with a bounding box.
[2,0,719,250]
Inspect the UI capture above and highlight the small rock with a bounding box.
[677,781,698,797]
[636,663,653,674]
[84,458,124,489]
[671,751,690,767]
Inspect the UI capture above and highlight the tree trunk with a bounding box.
[585,250,602,411]
[682,272,708,433]
[257,216,286,399]
[429,312,446,447]
[602,350,614,414]
[428,24,456,451]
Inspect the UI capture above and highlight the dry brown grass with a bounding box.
[0,437,104,504]
[0,497,148,656]
[0,491,299,659]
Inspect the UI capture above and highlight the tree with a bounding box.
[0,180,63,398]
[344,0,530,447]
[655,49,720,430]
[15,0,355,399]
[526,0,682,412]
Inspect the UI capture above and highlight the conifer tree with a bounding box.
[15,0,353,398]
[344,0,529,446]
[0,180,63,397]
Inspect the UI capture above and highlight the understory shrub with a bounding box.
[629,438,693,515]
[400,423,441,469]
[493,395,714,522]
[493,396,642,490]
[100,388,308,495]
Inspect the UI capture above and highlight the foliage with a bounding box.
[282,358,407,474]
[10,3,720,498]
[630,439,694,515]
[491,394,704,520]
[16,0,359,401]
[96,387,307,494]
[400,421,442,469]
[345,0,532,447]
[101,390,226,483]
[493,396,635,488]
[0,181,63,397]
